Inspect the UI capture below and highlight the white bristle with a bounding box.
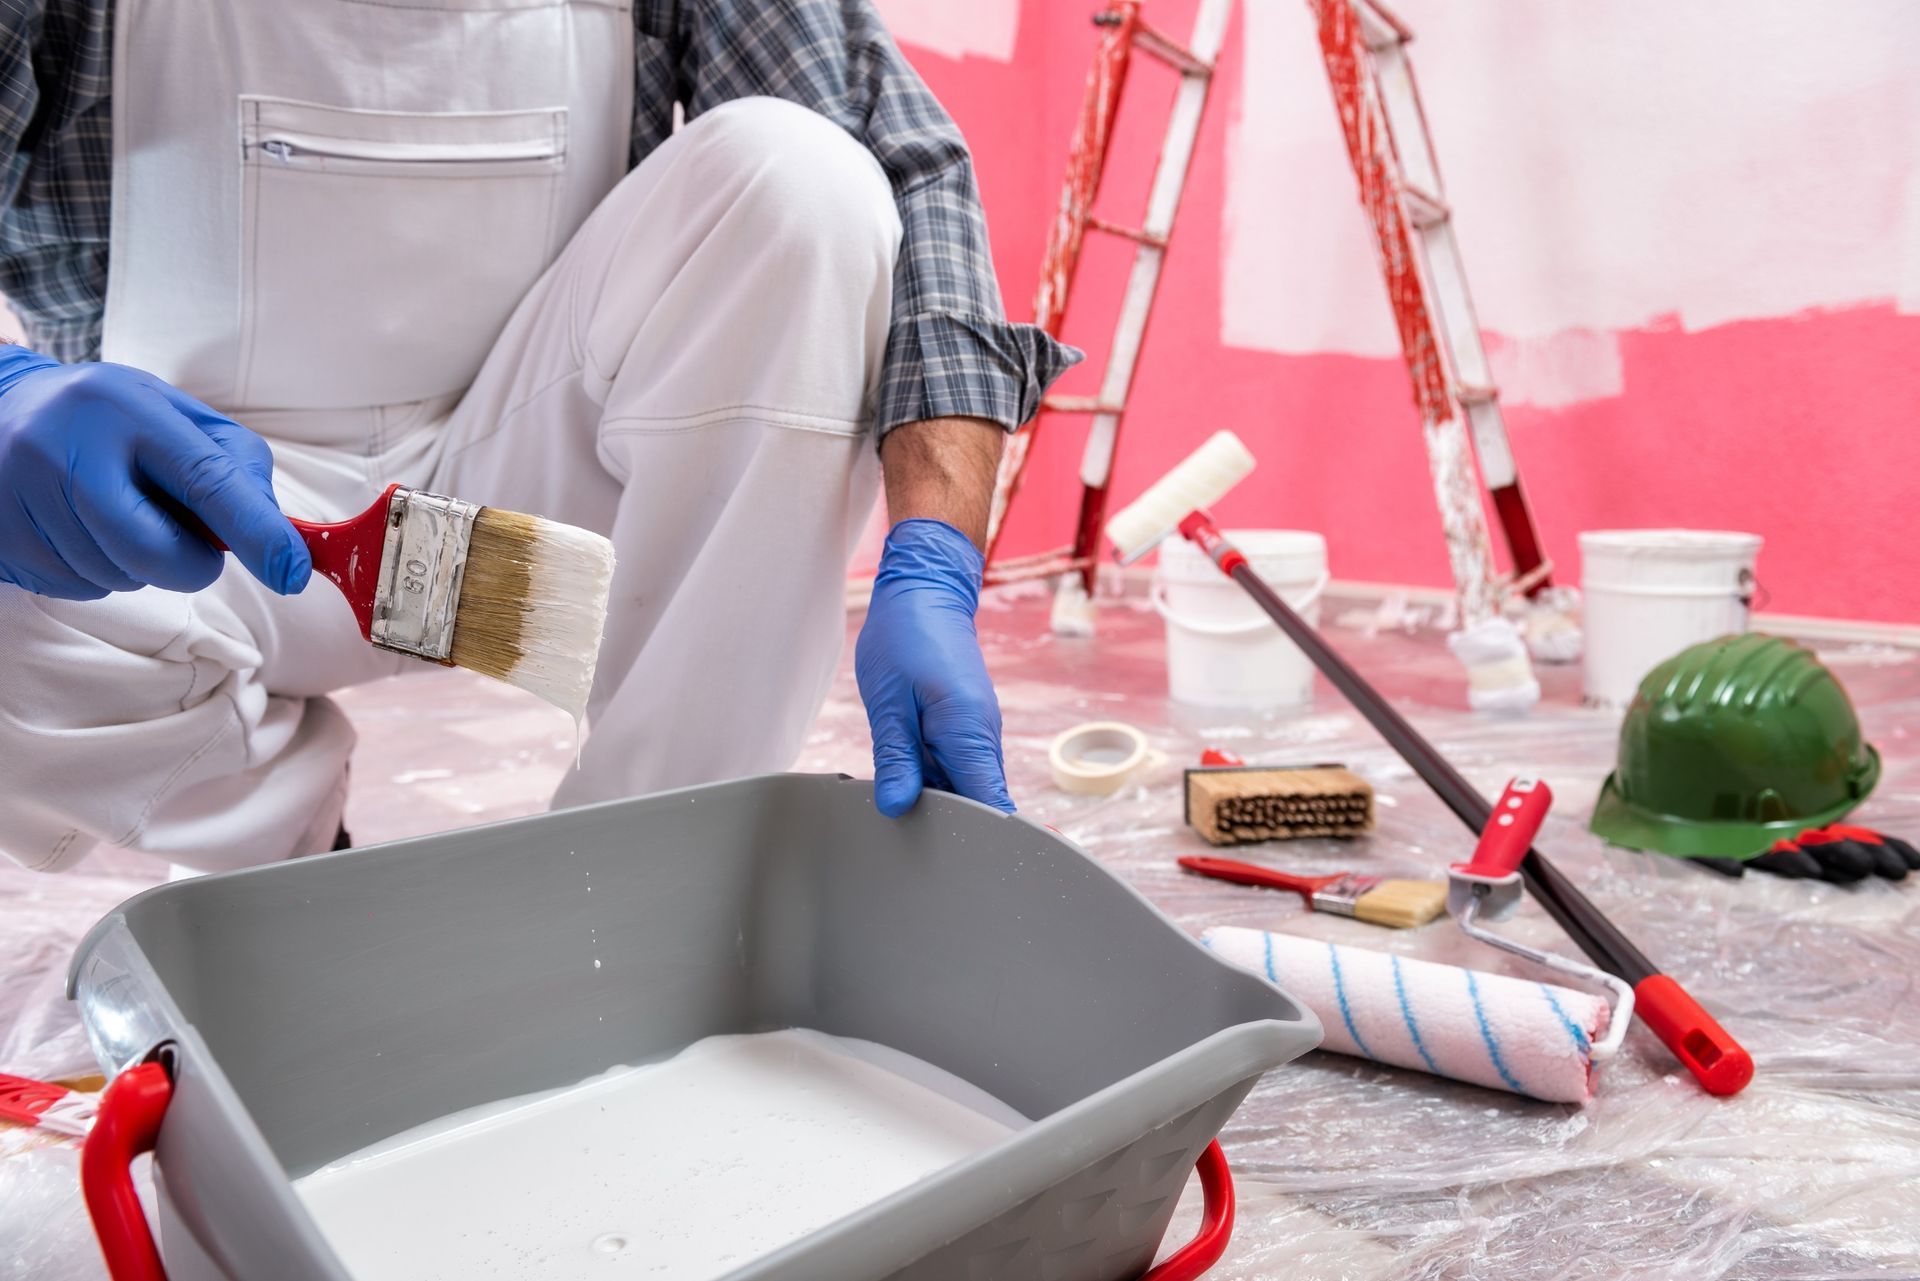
[498,521,614,720]
[449,511,615,729]
[1105,430,1256,562]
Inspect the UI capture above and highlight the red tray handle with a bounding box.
[82,1061,173,1281]
[1141,1140,1235,1281]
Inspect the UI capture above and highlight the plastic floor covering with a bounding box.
[4,584,1918,1280]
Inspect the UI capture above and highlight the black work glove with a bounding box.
[1747,824,1920,883]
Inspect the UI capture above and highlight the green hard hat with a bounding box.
[1590,633,1880,859]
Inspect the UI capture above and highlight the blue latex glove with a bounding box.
[0,346,309,599]
[856,518,1014,817]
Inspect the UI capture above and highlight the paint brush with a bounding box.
[1179,855,1447,928]
[202,483,613,722]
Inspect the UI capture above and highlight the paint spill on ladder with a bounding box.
[1309,0,1555,623]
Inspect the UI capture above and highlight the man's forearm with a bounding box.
[879,417,1005,550]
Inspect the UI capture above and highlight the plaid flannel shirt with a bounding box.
[0,0,1077,434]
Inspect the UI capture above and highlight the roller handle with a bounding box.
[82,1061,173,1281]
[1633,975,1755,1097]
[1141,1141,1235,1281]
[1177,856,1341,906]
[1453,777,1551,881]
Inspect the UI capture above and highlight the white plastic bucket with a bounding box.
[1579,529,1763,708]
[1153,531,1328,708]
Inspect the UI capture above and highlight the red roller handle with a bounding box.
[1454,777,1551,880]
[82,1062,173,1281]
[1632,975,1755,1097]
[1141,1141,1235,1281]
[1178,510,1248,576]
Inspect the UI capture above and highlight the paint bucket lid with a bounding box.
[1578,529,1762,561]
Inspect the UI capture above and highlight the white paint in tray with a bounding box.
[294,1029,1024,1280]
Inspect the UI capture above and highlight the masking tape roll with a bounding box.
[1049,721,1165,797]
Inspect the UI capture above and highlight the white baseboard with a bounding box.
[1231,577,1920,647]
[923,570,1920,647]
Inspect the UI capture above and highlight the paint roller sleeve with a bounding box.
[1204,926,1609,1105]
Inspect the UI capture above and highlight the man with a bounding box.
[0,0,1075,873]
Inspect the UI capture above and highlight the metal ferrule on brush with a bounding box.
[370,487,481,663]
[1306,873,1382,918]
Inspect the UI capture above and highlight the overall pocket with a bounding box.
[236,96,567,410]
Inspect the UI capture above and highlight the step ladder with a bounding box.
[982,0,1234,630]
[1308,0,1553,624]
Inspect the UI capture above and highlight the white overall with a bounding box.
[0,0,895,873]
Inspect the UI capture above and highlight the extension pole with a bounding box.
[1175,511,1753,1096]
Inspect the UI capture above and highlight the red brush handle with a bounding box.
[1632,975,1755,1097]
[1140,1141,1235,1281]
[185,485,397,642]
[1454,777,1551,879]
[82,1062,173,1281]
[1177,856,1340,906]
[289,484,400,642]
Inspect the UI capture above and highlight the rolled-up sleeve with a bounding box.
[634,0,1081,436]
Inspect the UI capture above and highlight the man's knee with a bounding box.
[677,96,902,266]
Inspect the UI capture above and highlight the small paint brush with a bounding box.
[201,483,613,722]
[1178,855,1447,929]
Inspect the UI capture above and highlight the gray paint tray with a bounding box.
[70,774,1319,1280]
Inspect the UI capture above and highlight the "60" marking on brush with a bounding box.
[401,557,429,594]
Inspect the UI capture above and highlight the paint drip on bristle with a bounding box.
[449,508,615,745]
[1446,615,1541,714]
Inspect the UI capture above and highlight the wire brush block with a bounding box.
[1185,765,1375,846]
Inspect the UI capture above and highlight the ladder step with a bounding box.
[1087,215,1169,249]
[1043,395,1126,416]
[1456,384,1499,406]
[983,547,1092,585]
[1400,182,1450,227]
[1133,21,1214,77]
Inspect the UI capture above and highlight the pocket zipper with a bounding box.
[252,132,561,166]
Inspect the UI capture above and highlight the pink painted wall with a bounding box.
[881,0,1920,625]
